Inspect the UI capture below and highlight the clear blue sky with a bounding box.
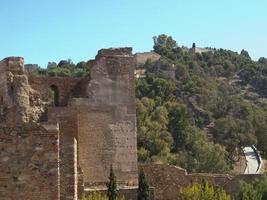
[1,0,267,67]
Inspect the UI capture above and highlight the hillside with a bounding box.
[135,34,267,174]
[28,35,267,174]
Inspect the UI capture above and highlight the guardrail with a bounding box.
[252,145,262,173]
[242,145,262,174]
[241,147,248,174]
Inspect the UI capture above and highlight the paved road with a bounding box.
[243,146,260,174]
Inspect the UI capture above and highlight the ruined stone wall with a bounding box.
[72,48,138,188]
[140,164,262,200]
[47,107,79,200]
[0,123,59,200]
[0,47,139,200]
[28,77,83,106]
[0,57,30,124]
[134,52,161,67]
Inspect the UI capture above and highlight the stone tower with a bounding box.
[0,57,30,124]
[0,48,138,200]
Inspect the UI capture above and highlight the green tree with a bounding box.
[153,34,177,49]
[180,182,231,200]
[153,34,177,58]
[135,34,267,174]
[81,193,87,200]
[255,124,267,155]
[238,174,267,200]
[107,165,117,200]
[166,102,190,150]
[138,169,150,200]
[180,126,230,173]
[240,49,251,60]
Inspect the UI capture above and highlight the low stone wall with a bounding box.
[139,164,260,200]
[252,145,262,173]
[0,123,59,200]
[223,174,261,198]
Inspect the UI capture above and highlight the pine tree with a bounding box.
[138,169,150,200]
[107,165,117,200]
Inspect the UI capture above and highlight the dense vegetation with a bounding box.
[180,182,231,200]
[80,193,125,200]
[30,59,89,77]
[238,174,267,200]
[136,34,267,173]
[179,175,267,200]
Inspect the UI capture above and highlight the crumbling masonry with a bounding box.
[0,48,138,200]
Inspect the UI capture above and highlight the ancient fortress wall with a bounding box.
[28,77,83,106]
[73,48,138,188]
[0,48,138,200]
[47,107,79,200]
[0,123,59,200]
[1,48,263,200]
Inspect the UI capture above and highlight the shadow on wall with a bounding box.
[49,85,59,107]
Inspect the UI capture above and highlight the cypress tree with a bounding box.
[138,169,150,200]
[107,165,117,200]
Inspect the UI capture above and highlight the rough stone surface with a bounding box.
[1,49,263,200]
[75,48,138,187]
[0,48,138,200]
[28,77,83,106]
[0,123,59,200]
[0,57,30,124]
[134,52,161,67]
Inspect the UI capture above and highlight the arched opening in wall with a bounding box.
[48,85,59,106]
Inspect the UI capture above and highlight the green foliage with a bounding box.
[166,102,190,150]
[80,192,125,200]
[240,49,251,60]
[107,165,117,200]
[153,34,177,55]
[136,75,175,103]
[30,59,89,77]
[137,34,267,173]
[136,81,229,172]
[238,174,267,200]
[136,97,174,163]
[138,169,150,200]
[180,182,232,200]
[175,126,230,173]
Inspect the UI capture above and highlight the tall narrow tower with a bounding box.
[0,57,30,124]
